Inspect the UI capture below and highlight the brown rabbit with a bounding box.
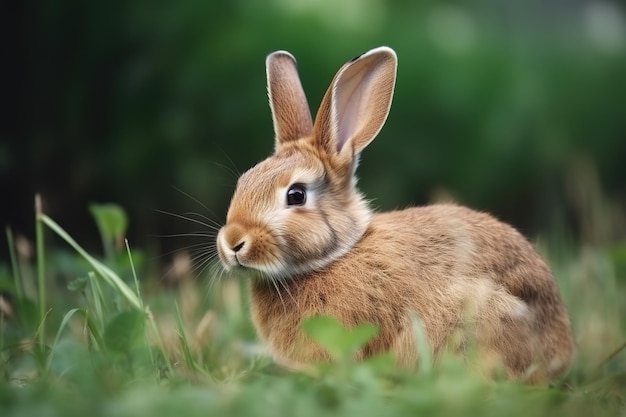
[216,47,574,382]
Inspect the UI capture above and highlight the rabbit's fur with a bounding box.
[217,47,574,382]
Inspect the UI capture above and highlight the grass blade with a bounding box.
[174,301,197,375]
[88,272,106,332]
[125,239,143,308]
[83,310,105,351]
[40,214,142,310]
[411,312,433,375]
[35,195,46,347]
[45,308,82,373]
[145,307,175,378]
[6,226,24,302]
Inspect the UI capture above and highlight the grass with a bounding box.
[0,200,625,417]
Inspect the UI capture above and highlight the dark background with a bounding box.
[2,0,625,263]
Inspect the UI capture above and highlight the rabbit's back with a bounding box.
[250,204,574,381]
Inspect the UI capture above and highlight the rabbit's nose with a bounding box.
[232,241,245,252]
[220,223,246,252]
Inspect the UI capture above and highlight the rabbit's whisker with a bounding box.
[154,208,221,231]
[172,186,224,224]
[152,232,216,238]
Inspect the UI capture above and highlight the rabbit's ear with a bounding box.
[314,47,397,158]
[266,51,313,147]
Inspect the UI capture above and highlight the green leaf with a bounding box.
[89,203,128,243]
[301,316,378,360]
[104,309,145,353]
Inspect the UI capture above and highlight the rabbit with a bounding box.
[216,46,574,383]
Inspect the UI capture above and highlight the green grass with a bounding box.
[0,202,625,417]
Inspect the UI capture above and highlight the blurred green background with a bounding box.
[2,0,626,259]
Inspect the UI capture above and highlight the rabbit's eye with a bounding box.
[286,184,307,206]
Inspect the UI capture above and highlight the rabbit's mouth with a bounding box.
[217,224,288,276]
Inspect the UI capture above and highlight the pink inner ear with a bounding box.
[314,47,396,158]
[332,60,377,153]
[334,76,360,152]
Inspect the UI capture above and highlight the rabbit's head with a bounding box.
[217,47,397,279]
